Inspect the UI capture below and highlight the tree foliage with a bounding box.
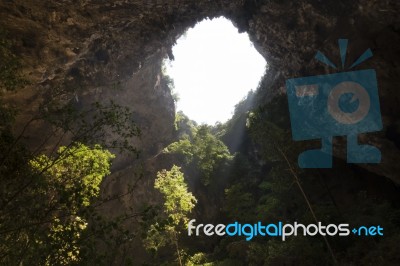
[0,29,27,91]
[156,91,400,265]
[0,143,115,265]
[155,166,197,226]
[144,165,196,265]
[0,29,141,265]
[164,125,233,185]
[31,143,115,208]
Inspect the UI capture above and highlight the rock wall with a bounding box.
[1,0,399,237]
[1,0,399,264]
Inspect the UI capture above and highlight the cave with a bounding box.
[2,0,398,180]
[1,0,400,264]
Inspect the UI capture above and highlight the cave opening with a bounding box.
[164,16,267,125]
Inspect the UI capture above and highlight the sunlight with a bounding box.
[164,17,267,125]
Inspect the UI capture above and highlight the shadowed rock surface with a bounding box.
[0,0,399,263]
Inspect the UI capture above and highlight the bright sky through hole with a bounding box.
[165,17,267,125]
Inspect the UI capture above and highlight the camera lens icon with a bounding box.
[286,69,383,168]
[286,39,383,168]
[327,81,370,125]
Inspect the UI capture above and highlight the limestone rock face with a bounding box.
[3,0,398,180]
[1,0,399,224]
[1,1,399,264]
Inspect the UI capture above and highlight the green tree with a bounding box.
[30,143,115,209]
[164,125,233,185]
[174,111,197,136]
[144,165,197,266]
[0,143,115,265]
[0,29,142,265]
